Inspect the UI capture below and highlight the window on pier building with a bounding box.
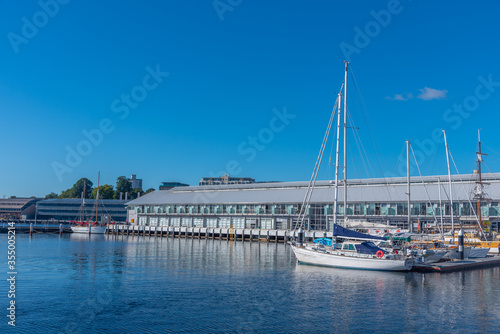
[387,204,396,216]
[420,203,427,216]
[481,202,489,217]
[225,205,236,214]
[255,205,267,214]
[380,203,389,216]
[366,203,375,215]
[463,202,474,216]
[189,205,199,214]
[397,203,406,216]
[287,204,299,215]
[337,204,344,216]
[490,202,499,217]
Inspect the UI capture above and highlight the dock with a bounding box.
[412,256,500,272]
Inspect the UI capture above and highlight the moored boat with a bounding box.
[70,223,107,234]
[70,172,107,234]
[292,237,413,271]
[292,223,414,271]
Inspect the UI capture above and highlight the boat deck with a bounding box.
[412,256,500,272]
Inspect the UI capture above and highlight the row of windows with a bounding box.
[132,202,500,217]
[136,216,288,229]
[38,204,125,209]
[135,204,302,215]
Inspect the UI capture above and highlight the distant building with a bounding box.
[199,174,255,186]
[128,174,143,189]
[159,182,189,190]
[36,199,128,222]
[0,198,40,219]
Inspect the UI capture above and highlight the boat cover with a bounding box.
[333,224,385,241]
[355,242,385,255]
[313,238,333,246]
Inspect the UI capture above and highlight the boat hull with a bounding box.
[70,225,107,234]
[414,251,447,264]
[291,245,413,271]
[468,247,490,258]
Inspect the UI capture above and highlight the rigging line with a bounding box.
[350,65,394,202]
[346,108,370,178]
[448,150,486,238]
[392,142,407,177]
[348,105,392,201]
[350,66,386,178]
[347,105,375,178]
[294,93,340,230]
[483,144,500,160]
[328,102,340,180]
[482,160,493,174]
[347,141,360,179]
[410,145,440,231]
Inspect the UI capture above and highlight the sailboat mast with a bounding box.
[407,140,411,233]
[477,129,483,229]
[343,61,348,224]
[333,92,342,226]
[95,172,100,223]
[438,177,444,241]
[443,130,455,243]
[81,182,86,222]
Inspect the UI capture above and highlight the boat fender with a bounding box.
[376,250,384,258]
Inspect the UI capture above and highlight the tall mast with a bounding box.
[333,91,342,226]
[407,140,411,233]
[443,130,455,243]
[438,177,444,241]
[81,181,86,222]
[343,61,348,224]
[474,129,487,238]
[92,172,101,235]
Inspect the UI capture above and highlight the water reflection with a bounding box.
[8,234,500,333]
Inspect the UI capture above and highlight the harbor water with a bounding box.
[1,234,500,333]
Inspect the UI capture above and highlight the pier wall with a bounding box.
[105,224,333,243]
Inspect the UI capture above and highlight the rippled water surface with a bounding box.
[1,234,499,333]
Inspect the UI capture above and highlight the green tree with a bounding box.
[44,192,59,199]
[145,188,155,194]
[59,178,93,198]
[129,187,143,199]
[91,184,114,199]
[59,188,73,198]
[114,176,132,199]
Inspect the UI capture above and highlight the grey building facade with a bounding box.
[36,199,128,222]
[126,173,500,232]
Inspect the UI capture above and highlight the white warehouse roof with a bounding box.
[127,173,500,206]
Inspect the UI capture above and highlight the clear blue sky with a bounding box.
[1,0,500,197]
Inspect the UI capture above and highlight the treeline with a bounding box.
[44,176,155,200]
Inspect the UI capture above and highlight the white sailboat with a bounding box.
[290,62,414,272]
[70,173,107,234]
